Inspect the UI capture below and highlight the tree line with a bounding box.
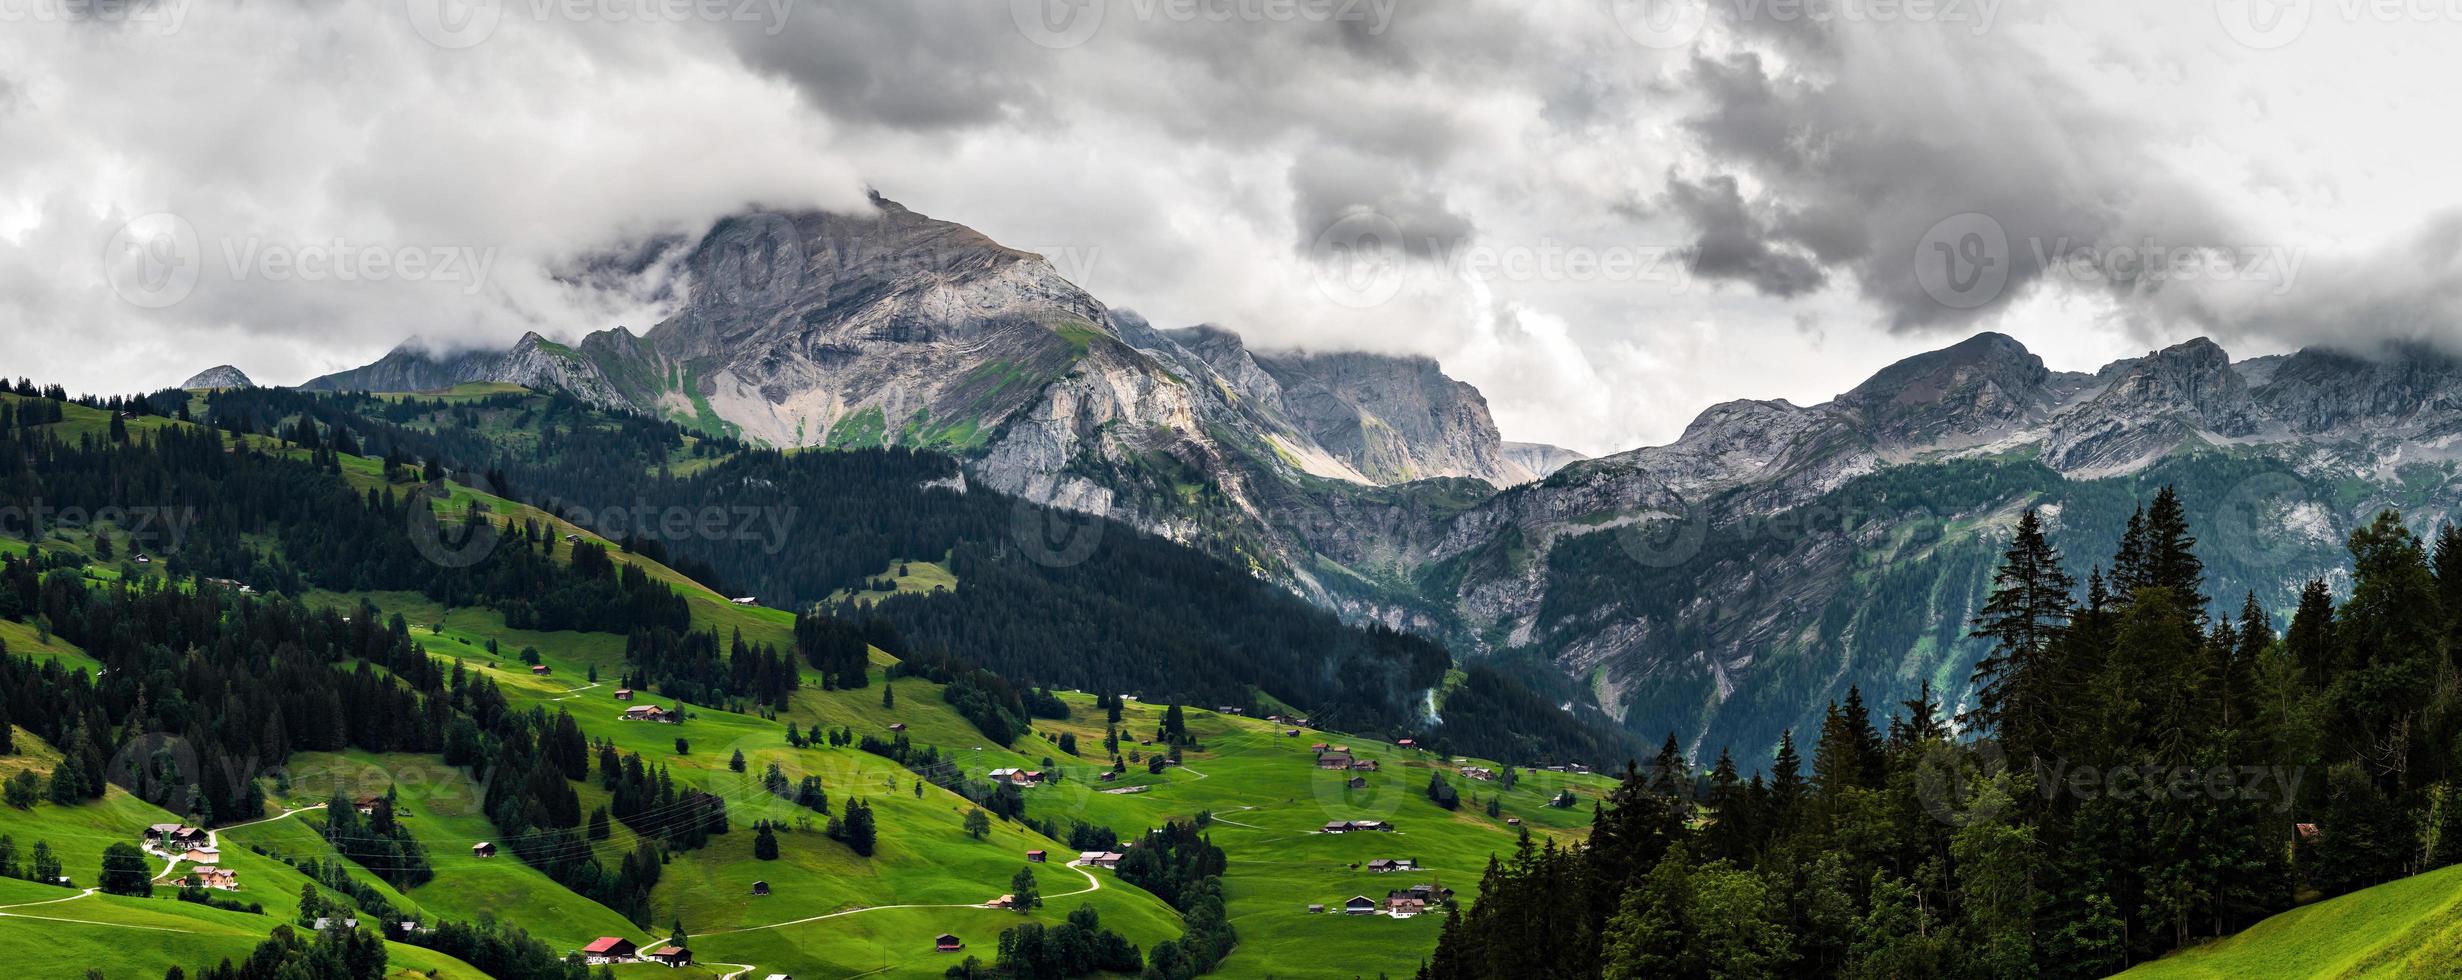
[1424,486,2462,978]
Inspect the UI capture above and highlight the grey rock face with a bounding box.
[1251,349,1532,487]
[305,332,626,408]
[182,365,254,389]
[1831,331,2059,451]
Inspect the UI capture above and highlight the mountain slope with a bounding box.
[2119,863,2462,978]
[301,198,1537,634]
[1436,332,2462,760]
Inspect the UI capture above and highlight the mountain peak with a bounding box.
[181,365,253,389]
[1834,331,2050,449]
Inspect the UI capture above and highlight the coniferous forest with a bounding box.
[1425,486,2462,978]
[188,385,1632,765]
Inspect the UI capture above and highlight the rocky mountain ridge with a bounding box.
[301,197,1532,629]
[180,365,254,389]
[294,195,2462,762]
[1435,330,2462,759]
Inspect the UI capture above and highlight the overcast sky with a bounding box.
[4,0,2458,455]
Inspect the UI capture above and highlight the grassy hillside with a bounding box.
[2118,863,2462,979]
[0,392,1612,978]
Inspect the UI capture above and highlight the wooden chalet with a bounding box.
[936,934,965,952]
[580,937,638,964]
[642,945,692,967]
[472,841,497,858]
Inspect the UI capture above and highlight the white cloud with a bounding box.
[2,0,2455,456]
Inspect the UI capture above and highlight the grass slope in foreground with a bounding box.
[2118,862,2462,979]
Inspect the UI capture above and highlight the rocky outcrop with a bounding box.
[1250,349,1533,487]
[1831,332,2074,452]
[305,332,627,408]
[2039,338,2260,472]
[181,365,253,389]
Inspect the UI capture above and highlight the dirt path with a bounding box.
[155,803,327,882]
[704,862,1105,937]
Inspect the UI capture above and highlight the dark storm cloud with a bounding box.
[1667,174,1824,298]
[1665,26,2245,333]
[723,2,1044,131]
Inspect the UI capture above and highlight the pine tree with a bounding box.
[2284,579,2338,684]
[1968,508,2077,759]
[2141,485,2210,617]
[1769,729,1805,831]
[1010,864,1042,913]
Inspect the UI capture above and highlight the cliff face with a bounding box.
[299,199,1526,624]
[1432,330,2462,760]
[1250,348,1534,487]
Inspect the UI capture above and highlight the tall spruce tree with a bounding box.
[1968,508,2077,759]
